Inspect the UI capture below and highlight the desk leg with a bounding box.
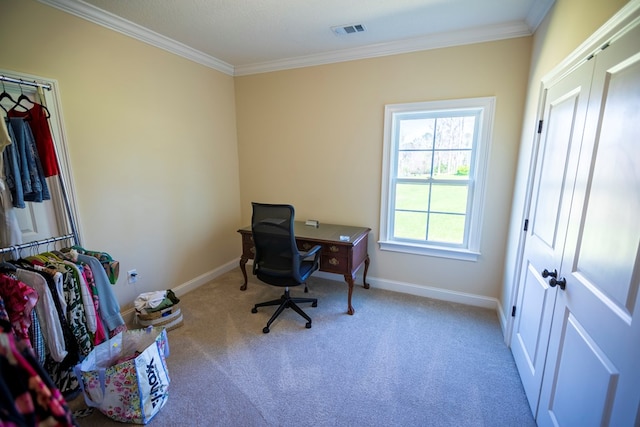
[239,256,249,291]
[344,274,356,315]
[363,255,370,289]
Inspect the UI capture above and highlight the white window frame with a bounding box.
[379,97,495,261]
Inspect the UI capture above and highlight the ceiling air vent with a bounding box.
[331,24,366,36]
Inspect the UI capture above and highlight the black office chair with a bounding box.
[250,202,321,333]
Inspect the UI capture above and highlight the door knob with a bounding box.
[549,277,566,290]
[541,268,557,278]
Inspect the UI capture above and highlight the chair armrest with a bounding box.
[300,245,322,259]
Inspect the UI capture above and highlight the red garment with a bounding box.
[8,104,60,177]
[0,275,38,343]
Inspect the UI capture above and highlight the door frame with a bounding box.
[505,0,640,346]
[0,68,83,247]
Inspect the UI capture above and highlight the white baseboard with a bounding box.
[313,270,499,310]
[122,259,239,327]
[171,259,240,297]
[123,259,501,326]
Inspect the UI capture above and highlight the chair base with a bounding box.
[251,288,317,333]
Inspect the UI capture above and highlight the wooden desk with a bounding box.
[237,222,371,315]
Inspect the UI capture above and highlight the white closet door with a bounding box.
[510,57,594,416]
[536,21,640,427]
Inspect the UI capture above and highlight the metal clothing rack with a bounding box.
[0,234,76,256]
[0,74,52,91]
[0,73,80,256]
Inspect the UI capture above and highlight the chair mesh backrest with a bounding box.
[251,203,297,276]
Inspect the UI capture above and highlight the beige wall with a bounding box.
[3,0,628,320]
[236,38,532,302]
[501,0,630,325]
[0,0,242,309]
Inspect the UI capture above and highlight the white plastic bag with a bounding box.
[74,327,170,424]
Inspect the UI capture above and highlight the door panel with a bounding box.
[537,22,640,427]
[576,57,640,316]
[530,89,583,248]
[14,180,61,245]
[546,310,619,427]
[515,262,555,371]
[510,58,595,416]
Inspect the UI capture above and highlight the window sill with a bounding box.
[378,240,480,262]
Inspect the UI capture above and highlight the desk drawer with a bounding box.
[298,240,350,257]
[297,240,321,253]
[320,254,349,274]
[323,243,349,256]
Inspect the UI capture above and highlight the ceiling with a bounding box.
[39,0,555,75]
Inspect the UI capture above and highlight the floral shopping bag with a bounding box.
[74,327,170,424]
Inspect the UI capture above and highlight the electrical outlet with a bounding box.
[127,269,138,284]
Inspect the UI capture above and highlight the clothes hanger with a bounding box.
[9,83,32,119]
[0,81,17,114]
[14,82,51,118]
[36,86,51,119]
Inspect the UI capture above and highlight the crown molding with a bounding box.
[39,0,537,77]
[38,0,235,76]
[235,21,532,76]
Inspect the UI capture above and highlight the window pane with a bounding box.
[432,150,472,179]
[428,213,465,244]
[398,118,434,149]
[395,183,429,211]
[434,116,476,149]
[431,185,468,214]
[397,151,432,179]
[381,97,494,257]
[394,211,427,240]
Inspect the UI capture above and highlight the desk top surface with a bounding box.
[238,221,370,245]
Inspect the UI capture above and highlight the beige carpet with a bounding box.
[70,268,535,426]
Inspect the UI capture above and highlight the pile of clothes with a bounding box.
[134,290,183,331]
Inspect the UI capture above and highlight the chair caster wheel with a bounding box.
[305,322,312,329]
[263,327,270,334]
[251,307,257,313]
[312,302,317,307]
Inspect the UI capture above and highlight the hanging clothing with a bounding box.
[8,103,59,177]
[2,117,24,209]
[13,260,82,397]
[71,246,120,284]
[27,309,45,365]
[25,255,92,359]
[58,251,106,345]
[16,268,68,362]
[80,260,107,345]
[0,330,78,426]
[0,274,38,344]
[3,118,50,208]
[0,118,21,247]
[0,116,10,151]
[76,253,125,333]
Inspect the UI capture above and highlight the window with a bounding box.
[379,97,495,261]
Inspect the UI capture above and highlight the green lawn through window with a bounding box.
[394,178,468,243]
